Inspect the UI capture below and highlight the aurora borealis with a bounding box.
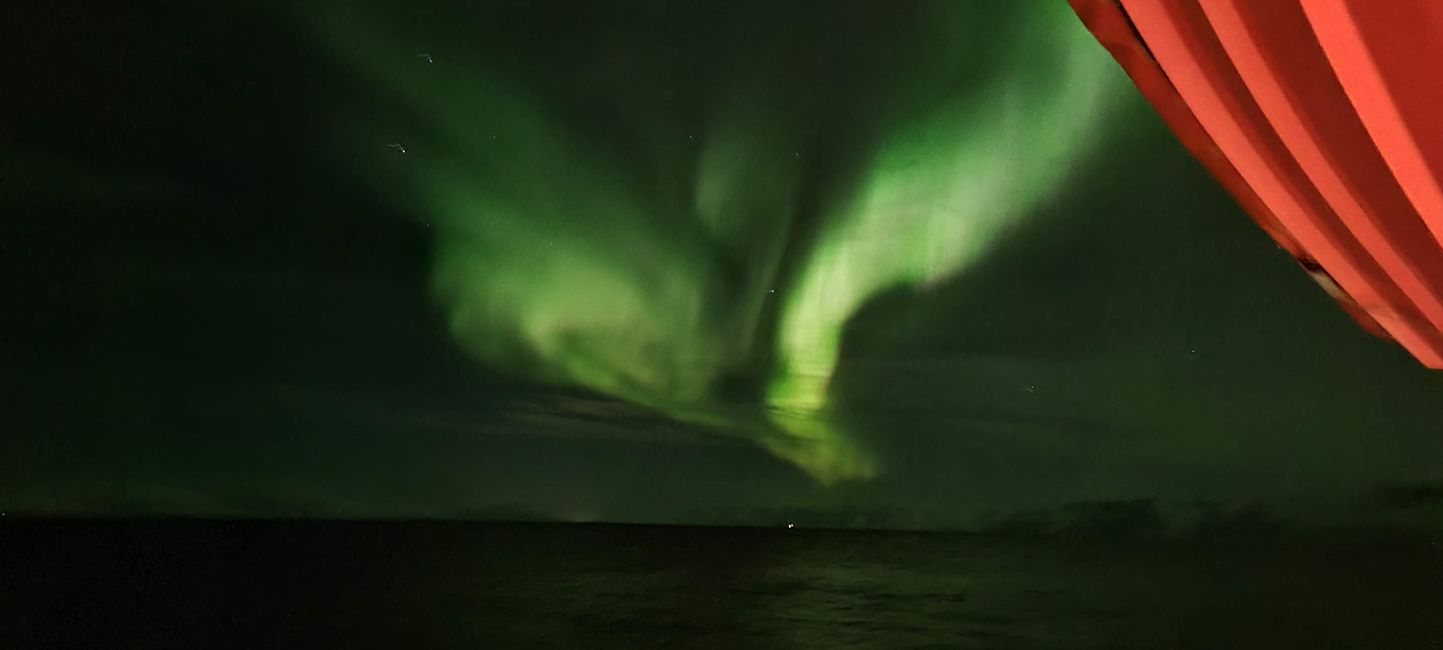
[4,0,1443,530]
[304,1,1123,482]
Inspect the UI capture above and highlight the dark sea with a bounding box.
[3,520,1441,649]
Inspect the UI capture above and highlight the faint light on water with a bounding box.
[786,523,795,530]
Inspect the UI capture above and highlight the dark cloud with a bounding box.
[1371,482,1443,511]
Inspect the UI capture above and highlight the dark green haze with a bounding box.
[3,0,1442,530]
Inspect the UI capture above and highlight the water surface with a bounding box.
[4,520,1440,648]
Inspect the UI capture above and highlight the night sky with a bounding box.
[4,0,1442,531]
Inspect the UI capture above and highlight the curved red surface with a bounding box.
[1071,0,1443,367]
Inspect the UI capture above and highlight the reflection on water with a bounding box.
[4,520,1441,648]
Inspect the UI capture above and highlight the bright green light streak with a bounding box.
[767,3,1120,477]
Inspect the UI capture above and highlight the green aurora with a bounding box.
[8,0,1443,528]
[303,1,1125,482]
